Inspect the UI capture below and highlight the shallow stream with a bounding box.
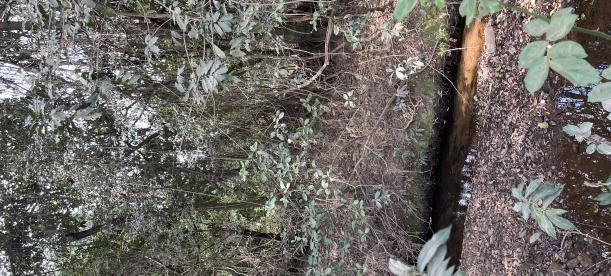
[551,0,611,243]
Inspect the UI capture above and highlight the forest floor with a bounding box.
[310,2,457,272]
[460,0,611,275]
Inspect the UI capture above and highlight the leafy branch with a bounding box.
[512,179,576,240]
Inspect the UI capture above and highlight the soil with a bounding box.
[459,0,611,275]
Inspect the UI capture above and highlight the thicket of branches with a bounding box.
[1,0,428,274]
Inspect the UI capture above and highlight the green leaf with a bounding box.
[393,0,418,21]
[479,0,502,17]
[445,266,458,276]
[524,56,550,93]
[588,83,611,102]
[94,4,117,17]
[597,143,611,155]
[550,57,601,87]
[546,212,576,231]
[513,202,530,220]
[524,19,549,37]
[211,42,226,59]
[430,258,450,276]
[518,41,548,69]
[427,245,448,274]
[547,208,568,216]
[534,207,544,221]
[388,259,416,276]
[602,67,611,80]
[549,41,587,59]
[541,186,563,209]
[538,121,549,129]
[435,0,446,8]
[594,192,611,205]
[537,214,557,238]
[529,231,542,243]
[512,181,526,199]
[525,179,543,198]
[459,0,477,26]
[562,124,581,135]
[546,8,578,41]
[562,123,593,142]
[512,201,524,211]
[417,226,451,272]
[586,143,596,154]
[530,183,562,205]
[579,122,593,131]
[602,99,611,112]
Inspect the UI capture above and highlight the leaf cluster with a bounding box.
[511,179,576,239]
[520,9,600,93]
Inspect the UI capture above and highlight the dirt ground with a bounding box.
[459,0,611,275]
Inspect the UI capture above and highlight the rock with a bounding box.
[567,258,580,269]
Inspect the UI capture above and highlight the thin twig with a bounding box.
[566,231,611,248]
[349,95,395,179]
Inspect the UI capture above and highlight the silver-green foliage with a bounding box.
[196,58,228,93]
[389,226,464,276]
[394,85,410,113]
[204,6,233,36]
[512,179,576,239]
[144,35,160,61]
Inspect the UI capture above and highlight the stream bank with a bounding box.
[446,0,611,274]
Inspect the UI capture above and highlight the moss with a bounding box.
[400,4,449,234]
